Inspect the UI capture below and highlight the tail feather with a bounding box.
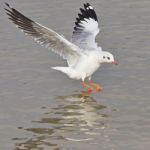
[51,66,70,74]
[51,66,78,79]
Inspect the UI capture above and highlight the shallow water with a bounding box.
[0,0,150,150]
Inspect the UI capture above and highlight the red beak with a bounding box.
[112,60,118,65]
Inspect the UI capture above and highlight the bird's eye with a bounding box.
[103,56,105,59]
[107,57,110,60]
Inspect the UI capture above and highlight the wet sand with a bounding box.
[0,0,150,149]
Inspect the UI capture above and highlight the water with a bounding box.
[0,0,150,149]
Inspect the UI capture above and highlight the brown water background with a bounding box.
[0,0,150,149]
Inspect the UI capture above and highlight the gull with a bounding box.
[5,2,118,96]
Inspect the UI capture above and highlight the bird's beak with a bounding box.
[112,60,118,65]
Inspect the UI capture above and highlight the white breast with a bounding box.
[74,52,100,80]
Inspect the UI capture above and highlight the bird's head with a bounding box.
[99,51,118,65]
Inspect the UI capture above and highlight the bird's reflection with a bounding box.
[56,94,108,128]
[14,94,111,150]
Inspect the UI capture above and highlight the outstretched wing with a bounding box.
[72,3,100,51]
[5,3,81,60]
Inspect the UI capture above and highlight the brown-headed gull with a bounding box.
[5,2,118,96]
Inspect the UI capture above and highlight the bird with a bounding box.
[5,2,118,96]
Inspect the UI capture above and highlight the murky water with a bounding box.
[0,0,150,149]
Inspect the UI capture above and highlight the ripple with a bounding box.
[13,94,112,149]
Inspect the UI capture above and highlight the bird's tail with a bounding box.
[51,66,78,79]
[51,66,73,77]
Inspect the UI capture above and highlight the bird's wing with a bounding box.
[72,3,100,51]
[5,3,82,60]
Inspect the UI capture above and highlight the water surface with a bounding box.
[0,0,150,149]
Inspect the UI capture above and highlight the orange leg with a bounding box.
[88,80,103,92]
[81,81,94,96]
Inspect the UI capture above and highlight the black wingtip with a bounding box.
[84,3,91,8]
[5,2,10,8]
[72,3,98,33]
[83,3,87,9]
[4,3,11,17]
[86,3,90,6]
